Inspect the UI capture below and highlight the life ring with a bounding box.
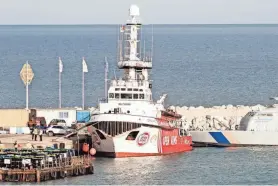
[79,167,86,175]
[59,170,66,178]
[50,171,57,179]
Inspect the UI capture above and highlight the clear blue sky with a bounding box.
[0,0,277,25]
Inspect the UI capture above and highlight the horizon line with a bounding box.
[0,23,278,26]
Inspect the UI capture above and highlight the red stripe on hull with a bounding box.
[115,147,192,158]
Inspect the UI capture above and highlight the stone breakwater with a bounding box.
[168,104,267,131]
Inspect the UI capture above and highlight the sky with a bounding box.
[0,0,277,25]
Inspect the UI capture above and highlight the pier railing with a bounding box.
[0,152,94,182]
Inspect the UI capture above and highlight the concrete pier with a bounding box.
[0,134,73,149]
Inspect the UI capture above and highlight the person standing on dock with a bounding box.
[31,124,35,140]
[39,127,43,141]
[33,127,38,141]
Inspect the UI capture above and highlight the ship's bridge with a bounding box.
[97,82,157,117]
[240,108,278,131]
[107,83,152,103]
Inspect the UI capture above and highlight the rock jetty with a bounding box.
[169,104,267,131]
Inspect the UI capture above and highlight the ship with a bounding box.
[85,5,192,157]
[190,98,278,147]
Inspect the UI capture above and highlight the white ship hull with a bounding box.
[88,113,192,158]
[190,131,278,146]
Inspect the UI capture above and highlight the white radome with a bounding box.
[129,4,140,16]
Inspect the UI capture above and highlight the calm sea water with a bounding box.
[6,147,278,185]
[1,25,278,108]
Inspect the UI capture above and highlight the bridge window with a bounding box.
[115,93,120,99]
[109,93,114,98]
[139,89,143,92]
[115,88,120,91]
[133,88,138,91]
[139,94,144,99]
[133,94,138,99]
[128,88,132,91]
[126,131,139,140]
[121,88,126,91]
[121,93,132,99]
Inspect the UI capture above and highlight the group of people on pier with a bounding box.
[31,126,44,141]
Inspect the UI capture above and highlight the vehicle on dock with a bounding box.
[190,98,278,147]
[46,125,74,136]
[85,5,192,158]
[48,119,67,127]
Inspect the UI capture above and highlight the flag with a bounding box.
[59,57,63,73]
[82,57,88,73]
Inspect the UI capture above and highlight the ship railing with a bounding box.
[120,58,152,63]
[126,19,141,24]
[110,79,150,87]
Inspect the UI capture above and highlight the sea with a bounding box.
[1,25,278,185]
[1,24,278,109]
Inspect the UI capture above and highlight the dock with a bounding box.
[0,134,94,183]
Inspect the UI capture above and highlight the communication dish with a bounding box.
[129,4,140,16]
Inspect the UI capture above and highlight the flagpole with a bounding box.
[82,57,88,110]
[59,57,62,108]
[59,66,62,108]
[105,57,108,102]
[82,62,85,110]
[59,69,61,108]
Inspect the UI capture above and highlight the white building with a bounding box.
[36,108,82,126]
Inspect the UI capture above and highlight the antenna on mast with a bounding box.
[140,24,143,60]
[117,24,120,62]
[114,69,117,80]
[151,24,154,62]
[104,57,109,102]
[150,24,153,62]
[143,40,146,61]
